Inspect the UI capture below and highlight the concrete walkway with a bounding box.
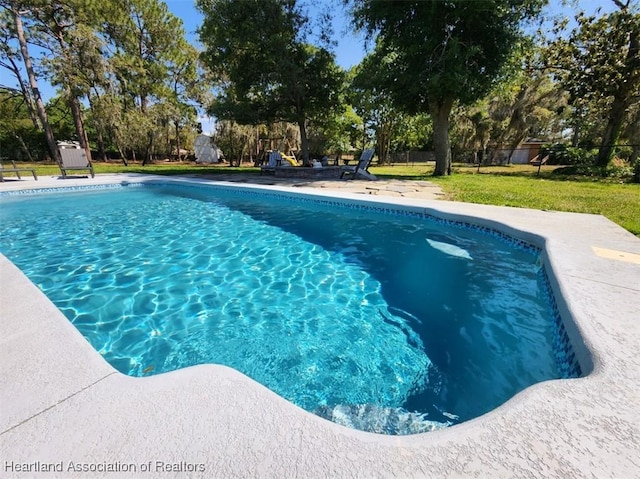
[194,173,447,200]
[1,173,639,478]
[0,172,447,200]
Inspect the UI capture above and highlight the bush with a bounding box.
[542,144,598,165]
[0,129,49,161]
[606,157,634,178]
[551,157,634,180]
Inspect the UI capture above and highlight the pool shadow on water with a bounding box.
[214,192,565,425]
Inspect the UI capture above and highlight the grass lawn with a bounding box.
[7,160,640,236]
[374,163,640,236]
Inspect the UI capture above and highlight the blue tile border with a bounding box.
[539,268,583,378]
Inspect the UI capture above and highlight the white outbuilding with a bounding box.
[194,134,223,164]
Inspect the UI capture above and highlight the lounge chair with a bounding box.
[340,148,376,180]
[530,154,549,176]
[0,161,38,182]
[260,150,282,175]
[58,148,94,178]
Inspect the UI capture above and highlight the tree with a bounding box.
[350,50,405,164]
[104,0,184,113]
[350,0,546,175]
[547,2,640,167]
[451,102,493,163]
[0,87,44,159]
[0,10,40,129]
[0,0,60,162]
[28,1,104,162]
[102,0,191,163]
[87,91,130,162]
[164,42,211,161]
[622,102,640,180]
[213,120,254,166]
[393,113,433,154]
[307,105,363,161]
[1,0,205,164]
[198,0,345,165]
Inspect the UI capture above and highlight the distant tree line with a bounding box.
[1,0,210,164]
[1,0,638,179]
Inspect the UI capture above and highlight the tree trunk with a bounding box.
[175,121,182,161]
[13,132,34,161]
[117,145,128,166]
[4,54,40,129]
[376,122,392,165]
[571,123,580,147]
[507,132,528,165]
[430,97,454,176]
[630,146,640,183]
[95,128,107,162]
[596,24,639,167]
[297,117,310,166]
[69,95,92,161]
[87,95,108,162]
[142,131,153,165]
[87,93,110,162]
[12,7,60,162]
[596,95,627,167]
[20,79,40,130]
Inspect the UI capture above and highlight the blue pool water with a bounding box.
[0,184,580,434]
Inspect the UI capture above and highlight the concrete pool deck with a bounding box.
[1,173,639,478]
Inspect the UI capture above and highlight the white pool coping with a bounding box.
[2,174,639,478]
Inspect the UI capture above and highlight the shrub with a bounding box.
[543,144,598,165]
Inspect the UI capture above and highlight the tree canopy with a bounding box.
[547,2,640,166]
[197,0,345,164]
[350,0,546,175]
[1,0,204,163]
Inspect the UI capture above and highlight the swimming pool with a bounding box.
[0,182,581,434]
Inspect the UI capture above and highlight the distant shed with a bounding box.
[510,139,546,164]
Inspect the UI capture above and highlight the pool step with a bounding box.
[314,404,451,435]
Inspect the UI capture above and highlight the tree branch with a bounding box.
[611,0,629,11]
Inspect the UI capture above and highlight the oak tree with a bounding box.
[547,1,640,166]
[349,0,546,175]
[198,0,345,165]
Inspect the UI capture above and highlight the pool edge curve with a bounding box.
[2,174,639,478]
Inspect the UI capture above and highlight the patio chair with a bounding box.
[0,161,38,182]
[340,148,377,180]
[530,154,549,176]
[260,150,282,175]
[58,148,94,178]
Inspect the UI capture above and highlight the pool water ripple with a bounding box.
[0,185,579,435]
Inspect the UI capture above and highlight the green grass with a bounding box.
[373,163,640,236]
[21,161,252,177]
[9,160,640,236]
